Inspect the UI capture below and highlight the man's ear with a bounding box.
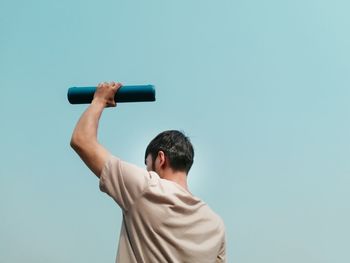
[158,151,167,168]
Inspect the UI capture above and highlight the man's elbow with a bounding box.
[70,135,83,152]
[70,135,98,154]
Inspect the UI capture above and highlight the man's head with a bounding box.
[145,130,194,175]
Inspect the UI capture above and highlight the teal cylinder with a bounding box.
[67,85,156,104]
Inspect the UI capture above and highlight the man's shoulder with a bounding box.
[199,202,225,229]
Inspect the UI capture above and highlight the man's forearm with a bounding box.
[70,100,105,147]
[70,82,119,177]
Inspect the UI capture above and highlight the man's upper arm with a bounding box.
[71,140,110,178]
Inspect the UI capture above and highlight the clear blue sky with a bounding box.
[1,0,350,262]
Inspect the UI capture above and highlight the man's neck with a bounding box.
[161,169,189,192]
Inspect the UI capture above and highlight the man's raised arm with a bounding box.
[70,82,122,178]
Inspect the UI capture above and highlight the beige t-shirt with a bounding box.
[99,155,226,263]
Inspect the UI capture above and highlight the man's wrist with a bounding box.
[91,98,107,108]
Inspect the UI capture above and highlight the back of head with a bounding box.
[145,130,194,174]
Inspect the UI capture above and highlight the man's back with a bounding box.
[100,156,226,263]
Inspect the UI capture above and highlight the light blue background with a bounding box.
[1,0,349,262]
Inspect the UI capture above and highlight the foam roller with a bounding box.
[68,85,156,104]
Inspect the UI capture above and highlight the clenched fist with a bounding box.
[93,82,122,107]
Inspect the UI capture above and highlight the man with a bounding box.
[70,82,226,262]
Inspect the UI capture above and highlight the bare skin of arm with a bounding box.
[70,82,122,177]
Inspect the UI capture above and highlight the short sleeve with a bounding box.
[99,155,153,211]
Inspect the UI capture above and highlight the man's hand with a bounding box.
[70,81,122,177]
[92,82,122,107]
